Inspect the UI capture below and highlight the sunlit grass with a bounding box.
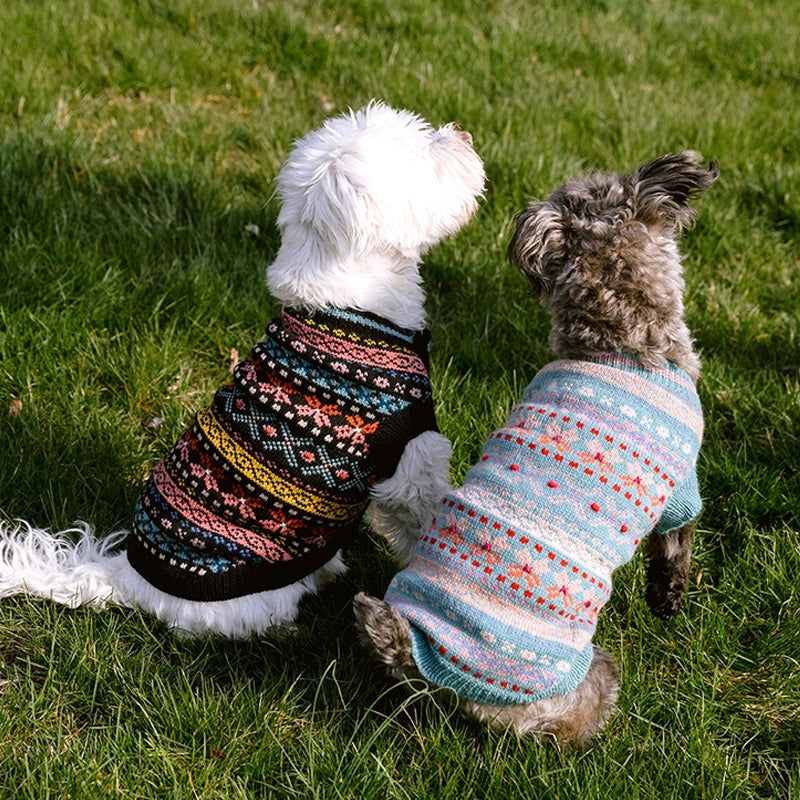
[0,1,798,798]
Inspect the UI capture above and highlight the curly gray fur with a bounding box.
[507,152,718,381]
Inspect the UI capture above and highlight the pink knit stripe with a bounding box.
[577,353,698,394]
[284,315,427,374]
[408,623,557,697]
[407,550,595,646]
[151,462,292,562]
[432,490,613,602]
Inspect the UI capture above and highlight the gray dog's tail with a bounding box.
[353,592,418,671]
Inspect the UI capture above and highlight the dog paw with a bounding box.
[645,579,684,619]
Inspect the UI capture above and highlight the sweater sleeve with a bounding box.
[654,467,702,535]
[369,397,439,482]
[368,328,439,482]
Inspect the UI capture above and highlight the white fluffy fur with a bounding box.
[0,102,485,638]
[0,522,124,609]
[366,430,453,567]
[267,101,484,330]
[0,520,347,637]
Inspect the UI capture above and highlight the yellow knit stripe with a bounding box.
[195,407,364,522]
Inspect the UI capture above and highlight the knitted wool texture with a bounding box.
[384,355,703,705]
[128,308,438,601]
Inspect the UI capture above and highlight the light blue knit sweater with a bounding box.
[384,355,703,705]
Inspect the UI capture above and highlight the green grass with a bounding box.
[1,0,798,797]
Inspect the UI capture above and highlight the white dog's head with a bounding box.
[267,102,485,329]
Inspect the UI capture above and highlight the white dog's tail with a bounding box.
[0,521,127,608]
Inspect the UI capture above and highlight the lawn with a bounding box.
[0,1,798,798]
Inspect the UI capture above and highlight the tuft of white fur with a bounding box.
[0,521,123,608]
[368,431,453,566]
[0,519,346,637]
[267,101,486,330]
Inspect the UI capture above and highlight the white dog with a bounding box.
[0,102,485,638]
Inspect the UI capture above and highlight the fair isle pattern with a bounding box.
[127,307,438,602]
[384,355,703,705]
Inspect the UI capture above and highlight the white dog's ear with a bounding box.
[631,152,719,229]
[506,201,564,297]
[276,150,376,261]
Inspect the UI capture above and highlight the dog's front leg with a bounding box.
[645,517,696,619]
[367,430,452,566]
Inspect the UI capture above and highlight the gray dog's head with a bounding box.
[507,153,718,378]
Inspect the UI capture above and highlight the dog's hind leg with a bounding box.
[353,594,620,747]
[366,430,452,566]
[645,517,696,619]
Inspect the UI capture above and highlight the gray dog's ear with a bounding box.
[631,152,719,228]
[506,201,564,297]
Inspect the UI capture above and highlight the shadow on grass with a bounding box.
[0,411,142,531]
[1,132,286,528]
[0,131,281,318]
